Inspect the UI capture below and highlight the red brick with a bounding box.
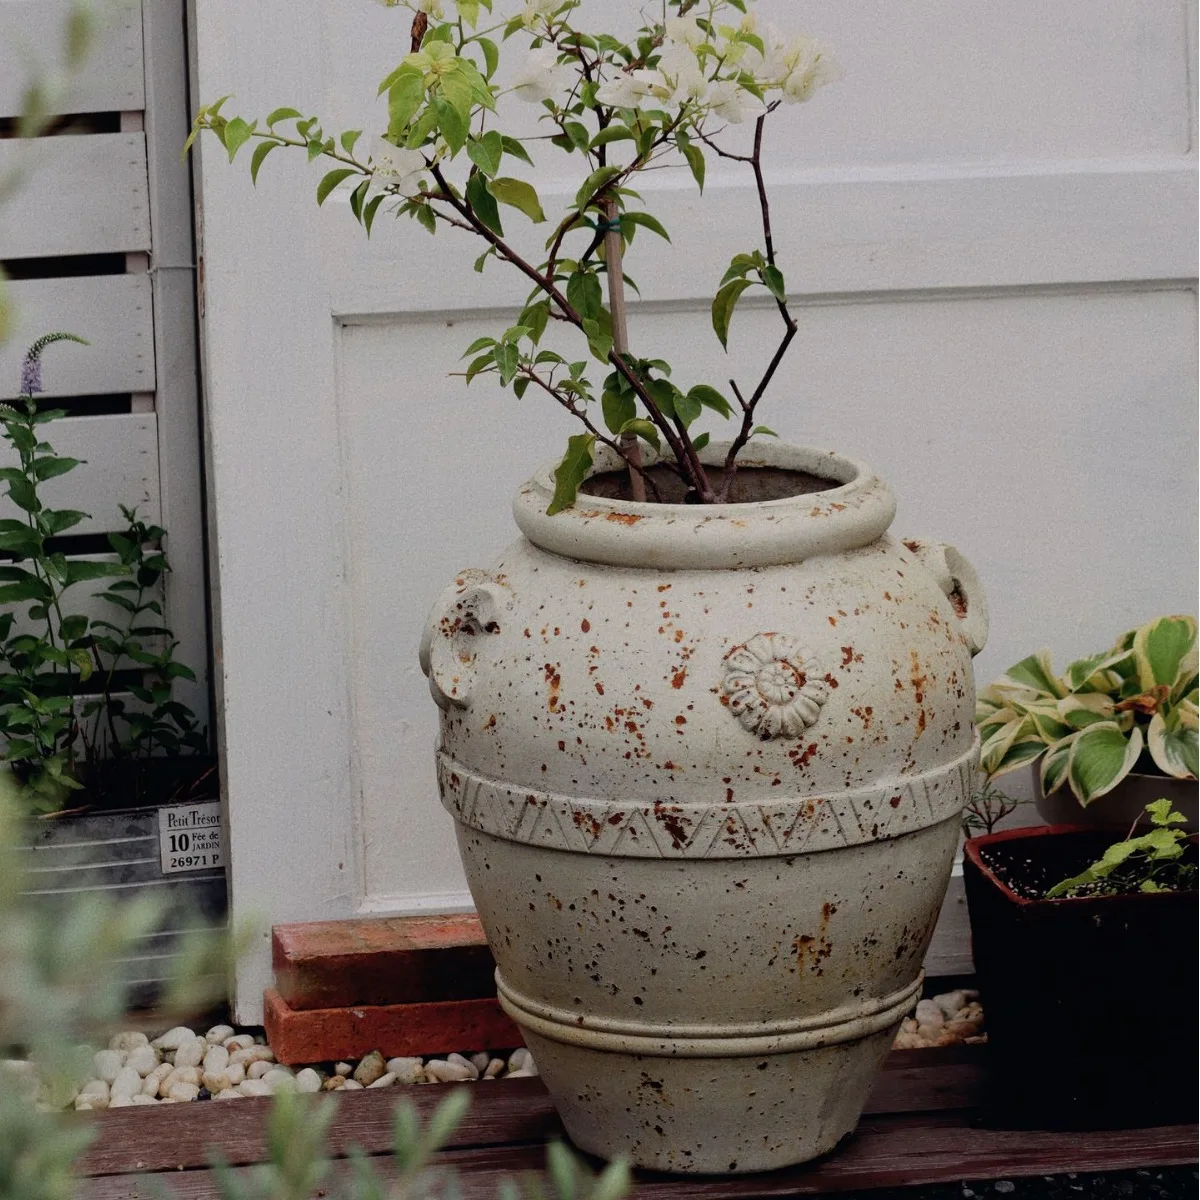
[262,989,524,1065]
[272,913,497,1010]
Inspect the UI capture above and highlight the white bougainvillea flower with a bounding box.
[708,80,767,124]
[665,15,705,48]
[371,138,426,195]
[779,35,842,103]
[521,0,557,27]
[595,68,661,108]
[721,634,830,740]
[656,40,708,104]
[512,45,572,103]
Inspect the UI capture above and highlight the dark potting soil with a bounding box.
[53,755,218,815]
[580,464,834,504]
[977,836,1197,902]
[829,1169,1198,1200]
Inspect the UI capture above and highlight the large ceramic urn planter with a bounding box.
[421,442,988,1173]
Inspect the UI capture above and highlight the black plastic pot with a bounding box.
[963,824,1198,1131]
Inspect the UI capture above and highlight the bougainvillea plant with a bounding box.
[188,0,840,511]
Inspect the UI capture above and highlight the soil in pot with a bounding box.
[580,463,834,503]
[963,828,1197,1131]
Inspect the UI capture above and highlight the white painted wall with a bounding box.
[190,0,1198,1019]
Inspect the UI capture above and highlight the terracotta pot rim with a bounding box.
[512,439,897,570]
[963,824,1198,909]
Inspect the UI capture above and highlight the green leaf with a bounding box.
[340,129,363,155]
[574,165,623,211]
[688,384,732,420]
[493,343,520,386]
[475,36,500,79]
[751,425,778,437]
[691,431,710,452]
[467,130,503,176]
[1001,650,1068,699]
[563,120,590,151]
[547,433,596,515]
[601,388,635,435]
[461,336,497,358]
[487,177,545,223]
[645,377,678,421]
[590,125,635,149]
[388,69,426,135]
[466,171,504,236]
[432,96,468,154]
[680,138,705,191]
[673,387,702,427]
[518,301,550,344]
[363,194,386,236]
[499,135,533,166]
[1134,615,1197,691]
[32,455,80,482]
[266,106,302,126]
[41,508,86,535]
[464,354,495,382]
[711,277,752,350]
[617,418,660,451]
[223,117,255,162]
[250,140,278,185]
[621,211,670,242]
[1066,722,1144,806]
[0,578,51,603]
[581,318,612,363]
[317,167,358,206]
[64,560,129,586]
[762,263,787,302]
[567,271,602,322]
[6,476,40,513]
[1147,708,1198,779]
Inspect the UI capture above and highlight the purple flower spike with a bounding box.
[19,352,43,396]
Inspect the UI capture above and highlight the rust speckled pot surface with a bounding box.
[421,442,987,1173]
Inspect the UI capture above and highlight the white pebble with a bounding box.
[109,1095,133,1108]
[323,1076,346,1091]
[470,1052,491,1073]
[108,1032,150,1053]
[79,1079,110,1100]
[386,1057,423,1085]
[126,1045,159,1077]
[247,1060,274,1080]
[914,999,945,1028]
[341,1080,364,1091]
[484,1058,505,1079]
[447,1053,480,1080]
[206,1025,235,1045]
[367,1073,396,1089]
[224,1034,255,1052]
[92,1050,124,1083]
[151,1026,196,1051]
[238,1079,271,1097]
[173,1038,207,1069]
[203,1045,230,1075]
[110,1066,142,1101]
[507,1069,533,1079]
[203,1071,232,1094]
[262,1069,297,1095]
[334,1062,353,1077]
[168,1082,200,1103]
[215,1088,244,1099]
[295,1068,322,1093]
[131,1095,158,1106]
[507,1048,534,1073]
[230,1045,276,1067]
[226,1062,246,1087]
[933,990,968,1019]
[425,1059,473,1083]
[353,1051,387,1086]
[73,1098,98,1111]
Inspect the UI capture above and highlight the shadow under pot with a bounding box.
[962,824,1198,1131]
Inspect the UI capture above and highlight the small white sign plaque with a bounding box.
[158,801,225,874]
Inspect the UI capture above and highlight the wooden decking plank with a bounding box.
[75,1078,559,1178]
[73,1117,1197,1200]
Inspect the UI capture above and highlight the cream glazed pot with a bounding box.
[420,442,988,1174]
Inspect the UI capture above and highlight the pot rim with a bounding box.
[511,439,897,569]
[963,823,1198,909]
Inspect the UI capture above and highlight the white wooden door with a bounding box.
[189,0,1199,1021]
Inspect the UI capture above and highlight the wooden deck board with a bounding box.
[72,1048,1196,1199]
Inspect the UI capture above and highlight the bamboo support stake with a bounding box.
[601,198,646,502]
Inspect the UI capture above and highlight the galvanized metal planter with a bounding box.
[17,797,227,1008]
[422,442,988,1173]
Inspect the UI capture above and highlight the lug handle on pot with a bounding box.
[903,539,989,657]
[420,570,510,710]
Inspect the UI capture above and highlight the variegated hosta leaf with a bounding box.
[1063,648,1133,692]
[1066,722,1144,806]
[1172,671,1199,706]
[987,738,1045,779]
[1040,735,1075,795]
[1133,614,1197,692]
[1056,693,1114,730]
[996,650,1067,700]
[979,713,1034,775]
[1147,708,1199,780]
[1024,700,1073,744]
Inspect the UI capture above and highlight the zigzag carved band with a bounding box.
[437,740,978,860]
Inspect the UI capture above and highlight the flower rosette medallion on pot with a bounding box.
[422,441,988,1173]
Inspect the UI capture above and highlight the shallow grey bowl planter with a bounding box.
[17,800,227,1007]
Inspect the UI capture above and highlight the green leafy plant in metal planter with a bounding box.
[977,614,1198,806]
